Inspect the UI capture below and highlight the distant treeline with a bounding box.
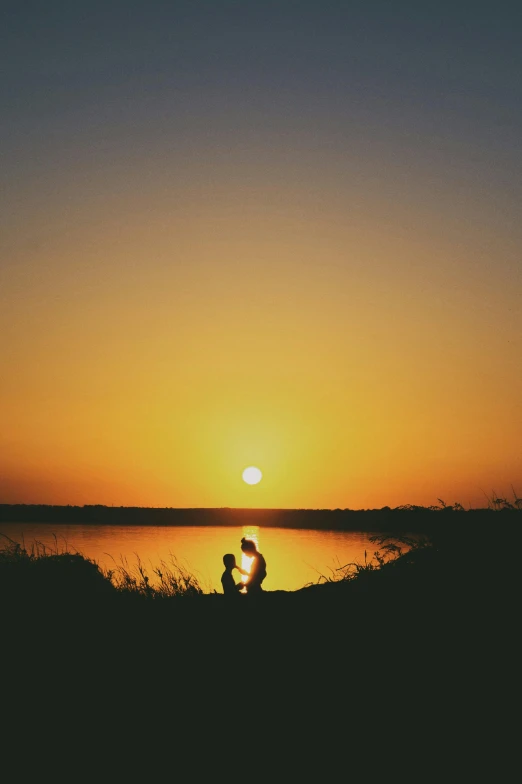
[1,503,520,533]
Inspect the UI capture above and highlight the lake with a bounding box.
[0,522,383,593]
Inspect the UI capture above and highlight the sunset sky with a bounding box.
[1,1,521,509]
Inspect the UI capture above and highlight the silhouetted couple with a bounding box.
[221,537,267,596]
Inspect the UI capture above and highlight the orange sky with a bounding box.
[1,4,521,509]
[2,159,520,509]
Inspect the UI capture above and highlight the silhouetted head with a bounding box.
[223,553,236,569]
[240,537,257,554]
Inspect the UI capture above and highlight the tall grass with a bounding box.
[0,531,77,560]
[482,484,522,510]
[305,532,421,586]
[102,552,204,598]
[0,533,204,600]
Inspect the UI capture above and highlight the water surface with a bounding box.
[0,522,382,593]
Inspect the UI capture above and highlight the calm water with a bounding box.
[0,522,381,593]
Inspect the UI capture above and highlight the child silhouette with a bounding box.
[221,553,248,596]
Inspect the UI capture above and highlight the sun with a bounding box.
[242,466,263,485]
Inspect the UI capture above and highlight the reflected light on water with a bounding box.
[240,554,252,583]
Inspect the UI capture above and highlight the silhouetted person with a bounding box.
[221,553,247,596]
[240,538,267,594]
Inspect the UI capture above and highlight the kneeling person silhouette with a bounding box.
[240,538,267,594]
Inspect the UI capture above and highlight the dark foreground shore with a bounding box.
[3,521,518,777]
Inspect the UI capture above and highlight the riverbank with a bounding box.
[3,524,516,775]
[2,522,517,648]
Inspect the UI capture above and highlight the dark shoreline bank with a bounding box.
[3,516,517,771]
[1,502,520,532]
